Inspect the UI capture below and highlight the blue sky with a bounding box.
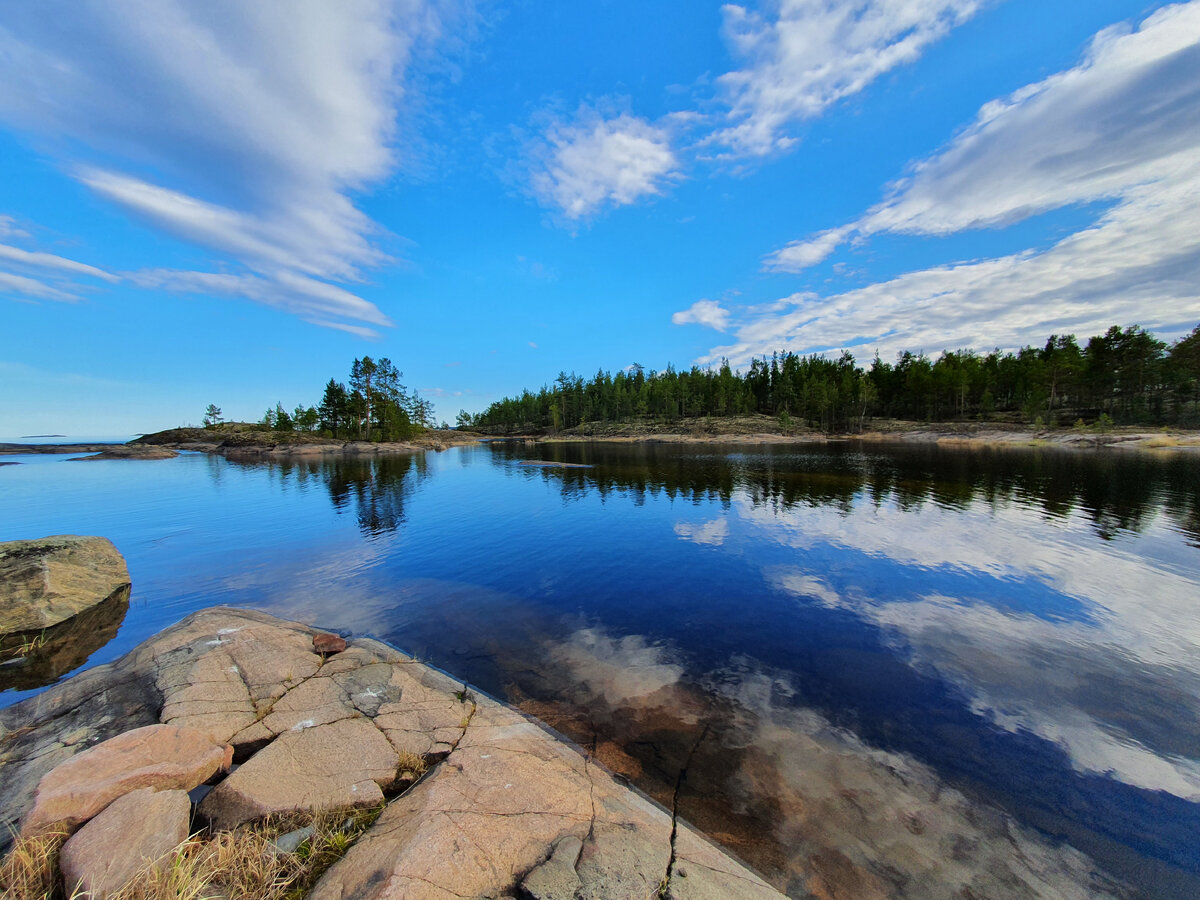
[2,0,1199,435]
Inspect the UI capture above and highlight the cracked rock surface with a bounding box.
[0,607,782,899]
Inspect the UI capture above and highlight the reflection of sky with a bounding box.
[726,490,1200,801]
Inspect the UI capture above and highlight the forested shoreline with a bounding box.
[460,324,1200,435]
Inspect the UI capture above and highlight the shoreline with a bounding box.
[0,606,784,899]
[501,423,1200,453]
[6,421,1199,460]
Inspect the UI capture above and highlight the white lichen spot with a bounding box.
[480,754,491,759]
[217,628,243,635]
[291,719,315,732]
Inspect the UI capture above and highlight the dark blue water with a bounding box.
[3,441,1199,897]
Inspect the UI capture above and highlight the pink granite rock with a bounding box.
[21,724,232,836]
[59,787,190,898]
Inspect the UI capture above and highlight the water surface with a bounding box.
[2,441,1199,897]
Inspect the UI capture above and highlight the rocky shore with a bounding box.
[0,606,783,899]
[131,426,480,459]
[488,417,1200,452]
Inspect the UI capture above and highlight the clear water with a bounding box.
[2,441,1199,897]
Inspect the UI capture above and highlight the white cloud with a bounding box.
[763,225,852,271]
[710,0,983,158]
[0,215,30,239]
[528,109,680,220]
[771,1,1200,271]
[708,3,1200,363]
[129,268,392,336]
[671,298,732,331]
[0,0,468,331]
[0,242,117,283]
[0,270,81,303]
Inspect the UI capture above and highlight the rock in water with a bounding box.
[21,724,233,836]
[0,535,130,635]
[59,787,190,898]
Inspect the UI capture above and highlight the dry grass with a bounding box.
[1141,435,1181,448]
[1,807,381,900]
[396,751,428,781]
[0,827,68,900]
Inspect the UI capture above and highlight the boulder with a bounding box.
[0,535,130,635]
[59,788,190,898]
[313,632,347,654]
[199,717,399,830]
[21,724,232,836]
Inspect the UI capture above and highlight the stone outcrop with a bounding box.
[67,446,179,461]
[59,788,191,898]
[20,724,232,836]
[0,535,130,635]
[0,608,783,899]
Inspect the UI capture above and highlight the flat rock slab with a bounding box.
[21,723,232,836]
[1,608,783,899]
[60,787,190,898]
[0,535,130,635]
[199,717,400,830]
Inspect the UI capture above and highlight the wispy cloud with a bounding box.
[709,0,984,158]
[767,2,1200,270]
[0,242,118,283]
[0,0,470,331]
[526,107,680,220]
[129,268,393,336]
[701,3,1200,363]
[0,215,30,239]
[0,270,82,303]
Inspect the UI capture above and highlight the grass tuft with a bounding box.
[0,826,68,900]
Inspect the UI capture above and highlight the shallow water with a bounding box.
[2,441,1199,897]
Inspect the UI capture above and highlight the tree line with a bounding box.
[460,323,1200,434]
[204,357,438,441]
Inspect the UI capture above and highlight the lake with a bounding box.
[3,440,1199,898]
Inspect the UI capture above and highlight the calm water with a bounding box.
[3,441,1199,897]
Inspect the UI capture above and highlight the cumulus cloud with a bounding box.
[709,3,1200,363]
[0,0,467,330]
[671,299,732,331]
[710,0,983,158]
[527,109,680,220]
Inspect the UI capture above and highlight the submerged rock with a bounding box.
[0,535,130,635]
